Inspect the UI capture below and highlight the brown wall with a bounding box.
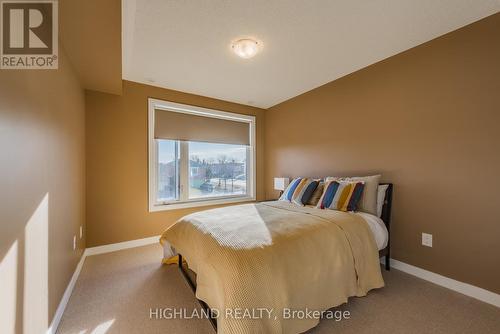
[265,14,500,293]
[59,0,122,94]
[0,49,86,332]
[85,81,265,247]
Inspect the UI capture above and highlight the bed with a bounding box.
[160,183,393,333]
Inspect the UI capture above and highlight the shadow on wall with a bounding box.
[0,194,49,333]
[0,196,113,333]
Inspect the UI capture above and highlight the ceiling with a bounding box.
[122,0,500,108]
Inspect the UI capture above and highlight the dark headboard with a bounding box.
[379,183,393,267]
[380,183,393,228]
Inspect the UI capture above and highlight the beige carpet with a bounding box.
[57,244,499,334]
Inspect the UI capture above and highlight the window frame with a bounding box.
[148,98,256,212]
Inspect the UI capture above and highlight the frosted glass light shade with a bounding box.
[232,39,260,59]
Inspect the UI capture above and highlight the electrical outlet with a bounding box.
[422,233,433,247]
[80,226,83,239]
[73,235,77,250]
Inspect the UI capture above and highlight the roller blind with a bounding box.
[154,109,250,145]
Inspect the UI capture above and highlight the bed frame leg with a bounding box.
[177,253,217,332]
[385,255,390,271]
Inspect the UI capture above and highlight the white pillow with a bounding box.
[376,184,389,218]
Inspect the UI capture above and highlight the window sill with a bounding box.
[149,196,256,212]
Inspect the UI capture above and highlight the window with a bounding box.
[149,99,255,211]
[157,140,179,202]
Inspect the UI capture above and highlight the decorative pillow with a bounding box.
[316,180,365,212]
[306,180,324,206]
[280,178,319,206]
[376,184,389,218]
[325,175,380,215]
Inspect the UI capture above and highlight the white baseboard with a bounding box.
[47,235,161,334]
[382,257,500,308]
[85,235,161,256]
[47,250,87,334]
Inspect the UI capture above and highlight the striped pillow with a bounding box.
[316,180,365,212]
[306,180,324,206]
[279,177,319,206]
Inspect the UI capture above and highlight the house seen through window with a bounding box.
[157,141,248,201]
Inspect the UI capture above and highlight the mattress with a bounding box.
[160,201,384,333]
[355,211,389,250]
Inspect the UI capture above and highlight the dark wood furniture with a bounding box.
[378,183,393,270]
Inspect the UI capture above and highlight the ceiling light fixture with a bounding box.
[231,38,260,59]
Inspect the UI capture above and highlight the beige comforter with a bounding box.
[160,201,384,334]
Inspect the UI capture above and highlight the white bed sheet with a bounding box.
[355,211,388,250]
